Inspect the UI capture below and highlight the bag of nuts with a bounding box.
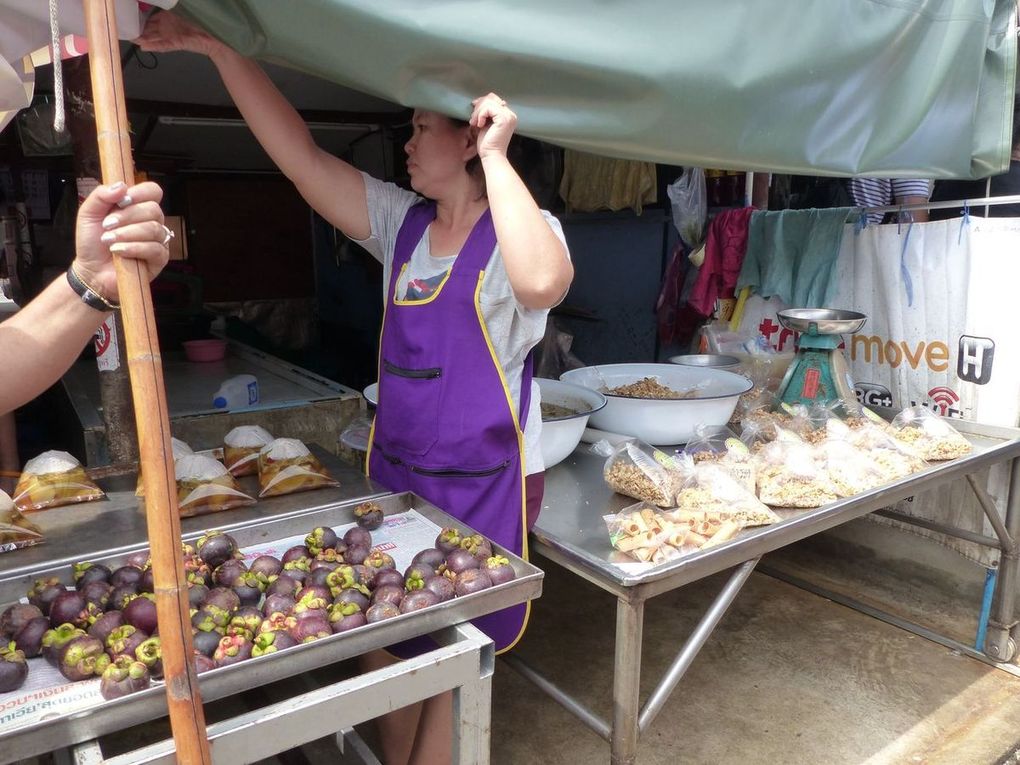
[595,439,686,507]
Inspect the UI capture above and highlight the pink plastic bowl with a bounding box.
[182,339,227,363]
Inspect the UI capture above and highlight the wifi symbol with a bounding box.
[927,386,959,416]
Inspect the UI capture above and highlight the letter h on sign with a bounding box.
[957,336,995,385]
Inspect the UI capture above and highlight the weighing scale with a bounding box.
[775,308,867,406]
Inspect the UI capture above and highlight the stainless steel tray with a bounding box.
[0,491,543,764]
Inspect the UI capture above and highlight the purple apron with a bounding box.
[367,201,532,653]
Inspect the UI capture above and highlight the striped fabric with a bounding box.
[850,178,934,223]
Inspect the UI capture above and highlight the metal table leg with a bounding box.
[987,457,1020,662]
[611,595,644,765]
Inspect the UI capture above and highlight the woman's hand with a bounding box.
[470,93,517,161]
[73,182,170,303]
[136,11,223,57]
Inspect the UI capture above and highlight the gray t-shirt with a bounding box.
[355,173,568,474]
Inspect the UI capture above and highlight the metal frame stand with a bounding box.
[503,559,759,765]
[56,623,494,765]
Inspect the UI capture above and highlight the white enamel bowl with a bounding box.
[560,363,753,445]
[536,378,607,469]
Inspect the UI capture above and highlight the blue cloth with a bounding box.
[736,207,859,306]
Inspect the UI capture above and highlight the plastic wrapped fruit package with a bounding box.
[223,425,274,477]
[175,454,256,517]
[136,437,194,497]
[890,406,972,462]
[594,439,686,507]
[13,450,106,512]
[0,489,44,553]
[257,439,339,498]
[754,433,838,508]
[673,458,779,526]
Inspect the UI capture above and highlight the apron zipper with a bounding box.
[383,359,442,379]
[378,449,510,477]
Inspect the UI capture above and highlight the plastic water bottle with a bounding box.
[213,374,259,409]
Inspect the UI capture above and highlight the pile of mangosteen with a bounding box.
[0,505,515,702]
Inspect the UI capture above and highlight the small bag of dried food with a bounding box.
[683,425,757,494]
[136,437,194,497]
[175,454,256,517]
[14,450,105,512]
[223,425,274,477]
[890,406,972,461]
[674,458,780,526]
[258,438,339,498]
[755,435,837,508]
[605,501,679,564]
[815,440,887,497]
[739,404,791,443]
[0,489,44,553]
[596,439,685,507]
[782,402,842,444]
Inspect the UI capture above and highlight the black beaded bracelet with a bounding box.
[66,264,120,312]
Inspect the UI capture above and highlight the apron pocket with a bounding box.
[376,359,443,457]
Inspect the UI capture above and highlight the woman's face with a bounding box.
[404,110,475,196]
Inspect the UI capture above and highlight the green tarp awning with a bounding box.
[178,0,1017,179]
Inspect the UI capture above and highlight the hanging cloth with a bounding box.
[558,149,657,215]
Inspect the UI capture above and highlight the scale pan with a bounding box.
[777,308,867,335]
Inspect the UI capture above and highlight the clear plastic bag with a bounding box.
[815,440,887,498]
[890,406,972,462]
[755,435,838,508]
[14,451,106,512]
[595,439,685,507]
[175,454,256,517]
[667,167,707,248]
[223,425,274,477]
[683,425,757,493]
[605,502,679,564]
[674,458,779,526]
[257,438,339,498]
[0,490,44,553]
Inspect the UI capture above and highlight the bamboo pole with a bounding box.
[81,1,212,762]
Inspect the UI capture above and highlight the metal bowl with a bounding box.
[667,354,743,371]
[560,363,752,445]
[777,309,867,335]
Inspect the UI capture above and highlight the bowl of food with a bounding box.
[536,378,607,469]
[560,363,753,445]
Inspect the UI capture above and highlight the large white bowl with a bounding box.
[536,378,607,469]
[560,363,753,445]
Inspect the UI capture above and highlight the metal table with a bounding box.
[508,419,1020,764]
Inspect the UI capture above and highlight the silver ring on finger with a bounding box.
[160,224,174,247]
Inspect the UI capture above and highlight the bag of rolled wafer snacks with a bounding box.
[593,439,686,507]
[605,499,748,564]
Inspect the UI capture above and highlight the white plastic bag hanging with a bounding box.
[667,168,707,249]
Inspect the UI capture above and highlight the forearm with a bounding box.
[0,275,107,415]
[481,155,572,309]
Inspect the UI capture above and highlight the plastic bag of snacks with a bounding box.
[890,406,973,461]
[136,437,194,497]
[595,439,685,507]
[783,402,844,444]
[223,425,274,477]
[175,454,256,516]
[0,489,44,553]
[755,431,838,508]
[683,425,757,494]
[674,455,780,526]
[257,438,339,498]
[838,416,928,480]
[815,439,887,498]
[739,403,791,443]
[605,502,679,564]
[14,450,106,512]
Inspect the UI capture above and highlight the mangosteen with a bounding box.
[184,556,212,587]
[325,566,360,597]
[99,656,150,700]
[266,575,300,599]
[27,578,65,616]
[251,629,299,657]
[305,527,339,556]
[353,564,376,589]
[404,563,434,592]
[88,610,125,646]
[188,583,210,610]
[297,584,331,604]
[213,559,248,588]
[371,584,404,608]
[412,547,446,570]
[454,569,493,597]
[364,551,395,571]
[48,591,89,629]
[259,612,297,636]
[281,544,311,565]
[192,628,221,658]
[125,550,151,570]
[249,555,283,579]
[344,544,369,566]
[14,617,49,658]
[213,635,253,667]
[343,526,372,549]
[122,594,158,635]
[328,602,366,634]
[138,568,155,594]
[110,565,144,590]
[372,568,404,592]
[0,642,28,692]
[73,562,112,590]
[106,625,148,659]
[108,584,140,611]
[365,602,400,623]
[459,534,491,559]
[306,567,334,588]
[192,605,230,635]
[334,587,370,612]
[289,614,331,643]
[197,531,239,569]
[444,549,480,577]
[41,624,86,665]
[262,594,296,617]
[80,580,113,610]
[2,603,44,638]
[281,558,310,583]
[424,576,456,603]
[193,652,216,674]
[292,600,329,623]
[399,589,439,614]
[483,555,517,586]
[229,607,263,637]
[59,635,109,682]
[231,572,263,607]
[312,549,343,568]
[203,587,241,614]
[181,541,196,558]
[353,501,384,531]
[435,527,463,554]
[135,636,163,678]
